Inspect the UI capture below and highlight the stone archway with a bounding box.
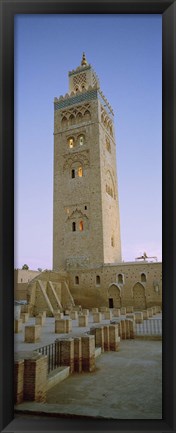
[108,284,121,308]
[133,282,146,310]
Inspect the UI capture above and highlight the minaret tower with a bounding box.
[53,53,121,270]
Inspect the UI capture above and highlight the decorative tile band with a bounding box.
[54,90,98,110]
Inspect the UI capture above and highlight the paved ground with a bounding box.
[15,339,162,419]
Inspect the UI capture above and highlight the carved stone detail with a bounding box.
[63,150,90,171]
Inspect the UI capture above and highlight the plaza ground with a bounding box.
[15,337,162,419]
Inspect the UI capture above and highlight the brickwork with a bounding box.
[74,337,82,372]
[109,324,120,351]
[103,325,110,351]
[81,335,95,372]
[14,359,24,404]
[23,354,48,402]
[59,338,74,373]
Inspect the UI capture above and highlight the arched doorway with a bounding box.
[133,282,146,310]
[108,284,121,308]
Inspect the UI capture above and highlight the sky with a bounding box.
[14,14,162,270]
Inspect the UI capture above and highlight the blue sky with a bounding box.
[14,14,162,270]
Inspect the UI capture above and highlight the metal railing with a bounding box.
[135,319,162,337]
[35,341,60,374]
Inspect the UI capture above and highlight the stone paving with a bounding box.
[14,313,162,419]
[15,339,162,419]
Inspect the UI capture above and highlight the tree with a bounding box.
[37,268,42,272]
[22,264,29,270]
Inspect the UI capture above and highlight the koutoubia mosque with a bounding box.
[15,53,162,314]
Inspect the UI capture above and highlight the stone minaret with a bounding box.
[53,53,121,270]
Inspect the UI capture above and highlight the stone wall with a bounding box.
[68,261,162,309]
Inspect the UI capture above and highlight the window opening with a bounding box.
[75,276,79,285]
[118,274,123,284]
[141,273,146,283]
[79,135,84,145]
[71,169,75,179]
[96,275,100,285]
[79,221,83,231]
[69,138,74,148]
[72,222,76,232]
[78,166,83,177]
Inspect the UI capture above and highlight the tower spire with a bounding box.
[81,52,88,66]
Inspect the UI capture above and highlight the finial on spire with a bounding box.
[81,52,88,66]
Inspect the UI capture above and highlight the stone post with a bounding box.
[70,311,78,320]
[54,312,64,320]
[59,338,74,373]
[142,310,149,320]
[135,312,144,324]
[78,315,88,327]
[90,326,104,352]
[117,321,122,338]
[109,324,120,351]
[100,306,108,312]
[113,308,121,317]
[35,315,45,326]
[20,313,29,323]
[103,325,110,351]
[82,309,89,316]
[129,319,135,339]
[93,312,102,323]
[24,325,41,343]
[125,320,131,339]
[147,308,153,317]
[121,320,126,339]
[14,319,22,333]
[81,335,95,372]
[104,310,112,320]
[65,319,72,333]
[24,354,48,402]
[55,319,66,333]
[120,307,126,315]
[14,359,24,404]
[74,337,82,373]
[92,307,99,313]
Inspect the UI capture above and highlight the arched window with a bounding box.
[68,137,74,149]
[141,273,146,283]
[75,276,79,285]
[72,222,76,232]
[78,166,83,177]
[71,169,75,179]
[79,221,84,231]
[96,275,100,285]
[79,135,84,146]
[118,274,123,284]
[69,114,75,124]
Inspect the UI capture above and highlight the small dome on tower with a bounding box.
[81,52,88,66]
